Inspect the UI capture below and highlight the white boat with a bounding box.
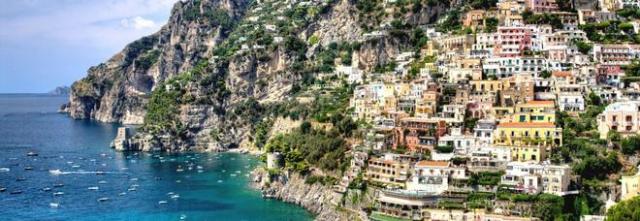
[176,168,184,172]
[53,192,64,196]
[170,194,180,199]
[88,186,99,191]
[49,169,62,175]
[98,180,107,184]
[167,192,175,195]
[97,197,109,202]
[42,187,52,192]
[119,192,127,196]
[49,203,60,208]
[27,151,38,157]
[0,168,10,172]
[158,200,168,205]
[128,188,137,192]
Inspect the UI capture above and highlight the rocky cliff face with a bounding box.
[67,0,251,124]
[254,170,358,221]
[67,0,452,152]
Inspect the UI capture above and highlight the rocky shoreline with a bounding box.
[250,169,358,221]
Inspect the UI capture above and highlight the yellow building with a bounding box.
[365,154,416,187]
[621,172,640,201]
[494,122,562,147]
[510,100,556,123]
[510,145,547,162]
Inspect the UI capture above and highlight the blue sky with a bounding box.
[0,0,177,93]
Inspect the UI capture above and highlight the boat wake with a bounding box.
[49,169,123,175]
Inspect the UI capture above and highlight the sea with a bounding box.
[0,94,313,221]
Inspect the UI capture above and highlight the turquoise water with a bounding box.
[0,94,313,221]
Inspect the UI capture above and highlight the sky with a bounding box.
[0,0,178,93]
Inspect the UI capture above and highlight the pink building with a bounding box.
[497,26,533,57]
[526,0,559,13]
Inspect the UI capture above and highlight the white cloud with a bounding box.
[120,16,157,30]
[0,0,177,49]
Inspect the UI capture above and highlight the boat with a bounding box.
[118,192,127,196]
[98,180,107,184]
[158,200,168,205]
[97,197,109,202]
[42,187,52,192]
[49,169,63,175]
[170,194,180,199]
[167,192,175,195]
[0,168,9,172]
[88,186,99,191]
[71,165,80,168]
[10,190,23,194]
[176,168,184,172]
[24,166,33,171]
[49,203,60,208]
[53,192,64,196]
[95,171,105,175]
[53,183,64,187]
[0,187,6,192]
[27,151,38,157]
[128,187,137,192]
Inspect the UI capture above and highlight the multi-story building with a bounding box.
[597,101,640,139]
[365,153,417,187]
[501,162,573,195]
[509,100,556,123]
[494,122,563,147]
[525,0,559,13]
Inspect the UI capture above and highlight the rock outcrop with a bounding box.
[67,0,252,124]
[253,170,358,221]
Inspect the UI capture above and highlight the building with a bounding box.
[494,122,563,147]
[597,101,640,139]
[620,170,640,201]
[365,153,417,187]
[501,162,573,196]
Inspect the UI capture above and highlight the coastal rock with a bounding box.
[254,170,356,221]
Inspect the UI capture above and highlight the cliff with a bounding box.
[66,0,452,152]
[253,169,360,221]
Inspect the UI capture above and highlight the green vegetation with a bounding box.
[136,49,161,70]
[607,196,640,221]
[622,60,640,83]
[579,20,640,44]
[435,145,454,153]
[573,40,593,55]
[437,9,462,33]
[265,127,347,172]
[522,11,563,29]
[621,135,640,155]
[143,61,229,135]
[468,171,503,186]
[617,7,640,19]
[484,17,499,33]
[469,0,497,10]
[305,175,337,185]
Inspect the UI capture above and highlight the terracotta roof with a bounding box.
[522,100,555,106]
[497,122,556,128]
[416,161,450,167]
[552,71,572,77]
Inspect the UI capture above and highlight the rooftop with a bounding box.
[497,122,556,128]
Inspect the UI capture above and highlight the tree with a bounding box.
[574,40,593,55]
[607,196,640,221]
[621,136,640,155]
[485,17,499,33]
[533,194,565,221]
